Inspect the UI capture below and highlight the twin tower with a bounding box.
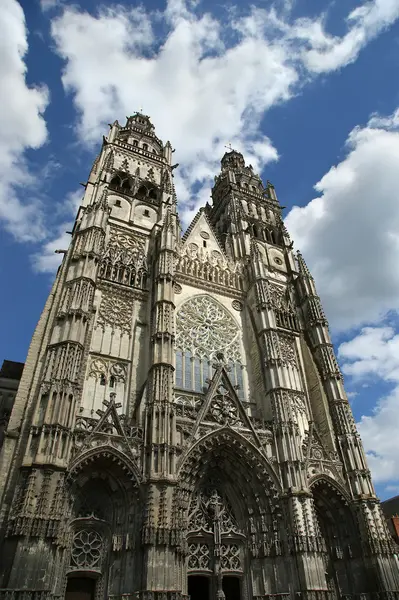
[0,114,398,600]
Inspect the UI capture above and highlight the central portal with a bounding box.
[188,575,210,600]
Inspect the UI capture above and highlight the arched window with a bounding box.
[133,140,138,147]
[110,175,121,187]
[100,374,106,386]
[142,143,148,151]
[148,188,157,200]
[175,296,245,399]
[109,375,115,388]
[136,185,147,199]
[121,179,131,190]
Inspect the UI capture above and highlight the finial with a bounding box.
[225,142,237,152]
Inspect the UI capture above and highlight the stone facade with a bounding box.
[0,114,399,600]
[0,360,24,449]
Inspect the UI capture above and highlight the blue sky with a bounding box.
[2,0,399,499]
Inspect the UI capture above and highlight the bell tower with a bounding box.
[208,150,288,261]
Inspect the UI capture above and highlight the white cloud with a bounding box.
[32,189,82,273]
[51,3,297,224]
[295,0,399,73]
[40,0,62,12]
[337,326,399,485]
[286,116,399,331]
[235,0,399,74]
[47,0,399,231]
[0,0,49,242]
[339,326,399,382]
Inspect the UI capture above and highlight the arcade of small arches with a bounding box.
[248,223,281,245]
[109,172,159,203]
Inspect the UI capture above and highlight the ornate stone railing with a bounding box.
[0,591,52,600]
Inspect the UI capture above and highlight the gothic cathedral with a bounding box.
[0,114,398,600]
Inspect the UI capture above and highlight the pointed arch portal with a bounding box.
[179,429,283,600]
[186,483,244,600]
[310,477,370,596]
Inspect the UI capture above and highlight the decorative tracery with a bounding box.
[187,485,243,577]
[99,230,148,289]
[175,296,245,398]
[71,529,103,569]
[176,296,240,361]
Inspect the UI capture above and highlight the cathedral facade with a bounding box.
[0,114,398,600]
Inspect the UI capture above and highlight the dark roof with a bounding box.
[381,495,399,518]
[0,360,24,381]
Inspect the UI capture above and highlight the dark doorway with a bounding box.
[65,577,96,600]
[223,576,241,600]
[188,575,210,600]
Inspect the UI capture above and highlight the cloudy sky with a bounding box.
[2,0,399,499]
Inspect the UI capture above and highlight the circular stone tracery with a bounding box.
[71,530,102,569]
[175,296,241,362]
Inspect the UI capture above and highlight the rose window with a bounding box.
[176,296,241,361]
[175,296,245,398]
[71,530,103,569]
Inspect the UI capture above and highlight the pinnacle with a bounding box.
[296,250,313,278]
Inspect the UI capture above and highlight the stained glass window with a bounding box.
[175,295,245,398]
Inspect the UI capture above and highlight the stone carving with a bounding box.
[2,113,397,600]
[291,392,307,416]
[89,358,107,378]
[99,228,148,290]
[188,487,241,535]
[176,295,241,362]
[97,291,132,333]
[232,300,243,311]
[174,395,203,419]
[88,357,128,384]
[110,362,127,381]
[207,382,239,426]
[188,543,210,570]
[120,157,129,173]
[221,543,241,570]
[277,332,298,368]
[268,283,286,310]
[187,487,243,579]
[174,283,182,294]
[71,529,103,568]
[176,243,243,290]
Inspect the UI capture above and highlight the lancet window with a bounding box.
[175,296,245,399]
